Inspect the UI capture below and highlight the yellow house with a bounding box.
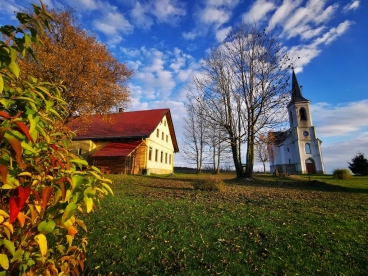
[68,108,179,174]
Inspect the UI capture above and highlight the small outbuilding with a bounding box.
[68,108,179,174]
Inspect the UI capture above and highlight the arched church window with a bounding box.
[300,107,307,120]
[305,143,311,154]
[289,111,293,123]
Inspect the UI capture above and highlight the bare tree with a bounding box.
[192,22,290,178]
[255,134,273,173]
[182,97,207,173]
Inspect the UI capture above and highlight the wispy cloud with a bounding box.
[343,0,360,12]
[242,0,276,23]
[130,0,186,29]
[312,100,368,137]
[182,0,239,40]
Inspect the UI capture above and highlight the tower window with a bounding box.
[300,107,307,121]
[77,148,82,155]
[289,111,293,123]
[305,143,311,154]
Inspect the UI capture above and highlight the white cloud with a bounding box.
[343,0,360,12]
[242,0,276,23]
[64,0,101,11]
[131,2,153,29]
[182,30,200,40]
[287,45,321,73]
[312,21,353,46]
[268,0,302,29]
[312,100,368,137]
[130,0,186,28]
[215,26,231,42]
[201,7,230,26]
[93,12,134,35]
[322,132,368,173]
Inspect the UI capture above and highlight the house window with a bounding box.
[165,153,168,164]
[155,149,158,161]
[77,148,82,155]
[300,107,307,121]
[287,147,289,152]
[305,143,311,154]
[164,120,166,126]
[160,151,163,163]
[148,147,152,161]
[169,154,171,165]
[289,159,291,164]
[166,135,168,142]
[162,132,164,140]
[156,129,159,138]
[290,111,293,123]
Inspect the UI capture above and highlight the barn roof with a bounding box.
[69,108,179,152]
[91,141,143,157]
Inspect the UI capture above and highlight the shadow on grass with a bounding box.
[142,174,368,194]
[224,177,368,194]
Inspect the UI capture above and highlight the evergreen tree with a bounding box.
[348,152,368,176]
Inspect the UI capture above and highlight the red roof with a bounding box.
[92,141,143,157]
[69,108,179,152]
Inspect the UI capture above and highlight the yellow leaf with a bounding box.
[3,222,13,234]
[34,234,47,257]
[66,235,73,247]
[35,204,41,213]
[17,212,26,227]
[83,197,93,213]
[0,215,4,224]
[0,253,9,269]
[0,209,9,217]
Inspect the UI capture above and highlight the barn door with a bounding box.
[305,159,316,174]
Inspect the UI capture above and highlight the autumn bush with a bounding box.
[332,168,352,180]
[0,2,112,275]
[192,177,226,192]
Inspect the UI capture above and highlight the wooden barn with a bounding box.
[68,109,179,174]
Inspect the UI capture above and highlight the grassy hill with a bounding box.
[81,173,368,275]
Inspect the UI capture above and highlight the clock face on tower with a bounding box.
[303,131,309,136]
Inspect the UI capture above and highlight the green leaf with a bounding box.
[45,100,54,113]
[62,202,77,223]
[21,141,38,154]
[38,220,56,234]
[11,249,24,262]
[24,33,31,48]
[0,254,9,269]
[83,196,93,213]
[101,182,114,196]
[71,174,87,190]
[70,159,88,166]
[83,187,96,197]
[4,240,15,256]
[0,75,3,94]
[10,47,17,63]
[8,61,20,78]
[49,108,61,119]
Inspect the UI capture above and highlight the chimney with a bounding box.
[118,107,124,113]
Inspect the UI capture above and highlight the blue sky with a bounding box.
[1,0,367,173]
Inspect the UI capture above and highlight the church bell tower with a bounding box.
[287,69,325,174]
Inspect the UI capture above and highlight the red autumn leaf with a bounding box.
[31,189,41,204]
[0,111,13,119]
[14,121,34,143]
[50,155,56,167]
[0,164,8,183]
[0,111,22,120]
[17,186,31,209]
[41,186,54,210]
[7,137,24,170]
[9,197,21,224]
[50,144,58,152]
[0,127,6,144]
[56,177,68,200]
[57,159,65,169]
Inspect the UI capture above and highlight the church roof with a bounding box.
[269,130,291,145]
[287,69,309,108]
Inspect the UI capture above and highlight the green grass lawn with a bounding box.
[81,173,368,275]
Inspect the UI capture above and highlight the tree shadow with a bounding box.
[224,177,368,194]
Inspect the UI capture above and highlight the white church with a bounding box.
[269,70,325,174]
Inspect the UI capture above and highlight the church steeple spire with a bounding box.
[287,69,309,107]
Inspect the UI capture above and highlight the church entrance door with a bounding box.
[305,159,316,174]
